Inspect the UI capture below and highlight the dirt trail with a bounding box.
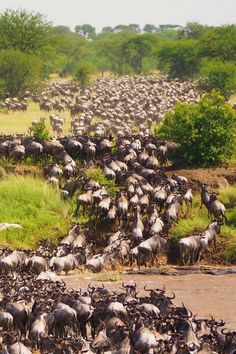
[64,271,236,330]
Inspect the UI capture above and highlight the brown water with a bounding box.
[64,272,236,330]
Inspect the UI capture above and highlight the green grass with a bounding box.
[0,175,72,249]
[0,101,72,135]
[218,185,236,207]
[172,188,236,263]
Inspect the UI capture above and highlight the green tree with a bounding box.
[127,24,141,34]
[53,33,89,76]
[95,32,133,75]
[143,24,159,33]
[199,25,236,61]
[157,39,200,79]
[52,25,72,35]
[73,62,95,88]
[158,91,236,166]
[122,35,153,74]
[198,59,236,99]
[113,24,129,33]
[75,24,96,39]
[0,49,42,98]
[101,26,114,34]
[180,22,207,39]
[0,9,51,53]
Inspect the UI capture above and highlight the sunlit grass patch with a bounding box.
[0,175,72,249]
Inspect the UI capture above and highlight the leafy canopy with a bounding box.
[157,39,200,79]
[158,91,236,166]
[0,49,42,98]
[0,9,51,54]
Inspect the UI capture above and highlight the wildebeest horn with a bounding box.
[221,328,230,335]
[215,319,225,327]
[168,292,175,300]
[186,310,193,318]
[144,284,152,291]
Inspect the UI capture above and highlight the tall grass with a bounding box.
[0,175,72,249]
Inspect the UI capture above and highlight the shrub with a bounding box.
[158,91,236,166]
[72,61,95,88]
[197,59,236,99]
[32,122,50,141]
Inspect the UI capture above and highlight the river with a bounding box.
[64,271,236,330]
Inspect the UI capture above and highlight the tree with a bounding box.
[113,24,129,33]
[198,59,236,99]
[158,91,236,166]
[180,22,207,39]
[0,9,51,53]
[75,24,96,39]
[127,24,141,34]
[72,62,95,88]
[101,26,113,34]
[0,49,42,98]
[157,39,200,79]
[95,32,133,75]
[199,25,236,61]
[53,33,89,76]
[143,24,159,33]
[122,35,153,74]
[52,25,72,35]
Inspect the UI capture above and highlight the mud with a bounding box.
[64,271,236,330]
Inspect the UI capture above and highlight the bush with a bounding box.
[158,91,236,166]
[32,122,50,141]
[72,62,95,88]
[197,59,236,99]
[0,49,42,98]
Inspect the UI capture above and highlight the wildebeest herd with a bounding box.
[0,272,235,353]
[0,76,233,352]
[0,76,227,270]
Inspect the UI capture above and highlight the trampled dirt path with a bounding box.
[64,271,236,330]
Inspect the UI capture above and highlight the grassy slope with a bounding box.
[172,186,236,263]
[0,101,72,135]
[0,175,72,249]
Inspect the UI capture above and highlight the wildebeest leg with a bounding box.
[223,214,227,224]
[74,204,79,216]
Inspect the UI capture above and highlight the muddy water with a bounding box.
[64,272,236,330]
